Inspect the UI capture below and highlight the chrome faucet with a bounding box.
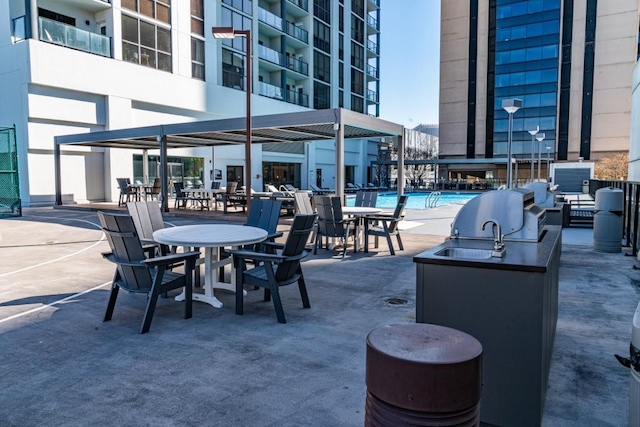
[481,218,506,257]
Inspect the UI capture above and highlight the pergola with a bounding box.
[54,108,406,212]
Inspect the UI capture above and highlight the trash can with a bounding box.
[582,180,590,194]
[365,323,483,426]
[615,301,640,424]
[593,187,623,253]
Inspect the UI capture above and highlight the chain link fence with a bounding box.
[0,125,21,218]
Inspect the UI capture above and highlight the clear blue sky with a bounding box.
[378,1,441,128]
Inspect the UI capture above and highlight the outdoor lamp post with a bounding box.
[546,145,551,178]
[502,98,523,189]
[528,126,539,183]
[536,132,545,181]
[212,26,252,213]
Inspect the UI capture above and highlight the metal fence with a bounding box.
[0,125,21,218]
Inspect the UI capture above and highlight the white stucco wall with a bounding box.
[628,62,640,181]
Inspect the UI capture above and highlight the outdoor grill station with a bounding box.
[413,188,562,426]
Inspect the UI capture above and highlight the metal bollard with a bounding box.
[365,323,483,427]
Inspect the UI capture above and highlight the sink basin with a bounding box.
[434,247,494,260]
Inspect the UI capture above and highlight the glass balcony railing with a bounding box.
[367,15,379,31]
[367,89,378,103]
[286,56,309,75]
[287,0,308,10]
[368,0,379,6]
[39,17,111,58]
[259,81,284,100]
[367,39,379,55]
[258,45,282,66]
[286,89,309,107]
[366,64,378,79]
[258,8,283,32]
[285,21,308,43]
[12,16,26,41]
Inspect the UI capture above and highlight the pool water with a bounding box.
[346,192,480,209]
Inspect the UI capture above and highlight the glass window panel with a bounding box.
[140,20,155,48]
[527,23,543,37]
[511,2,527,16]
[526,47,542,61]
[526,70,541,84]
[496,51,509,65]
[525,93,541,107]
[122,0,137,11]
[494,119,509,132]
[541,44,558,58]
[541,68,557,83]
[157,4,170,23]
[511,49,526,62]
[243,16,251,31]
[542,20,559,35]
[528,0,543,13]
[543,0,560,11]
[513,118,524,132]
[123,41,139,63]
[497,28,510,42]
[140,0,154,18]
[497,5,511,19]
[495,74,510,87]
[157,27,170,52]
[191,0,203,17]
[122,15,138,43]
[540,92,557,106]
[191,18,204,35]
[192,38,204,62]
[222,7,232,26]
[511,72,525,85]
[511,26,526,40]
[243,0,252,14]
[539,116,556,129]
[158,52,171,72]
[141,47,156,67]
[524,117,540,131]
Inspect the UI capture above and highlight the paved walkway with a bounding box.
[0,205,636,425]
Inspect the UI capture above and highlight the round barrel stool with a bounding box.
[365,323,483,427]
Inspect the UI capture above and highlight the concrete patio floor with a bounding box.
[0,204,637,426]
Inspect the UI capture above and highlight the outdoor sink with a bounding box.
[434,247,494,260]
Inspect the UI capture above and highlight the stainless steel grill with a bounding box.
[451,189,546,243]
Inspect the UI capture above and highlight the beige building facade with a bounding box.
[440,0,639,179]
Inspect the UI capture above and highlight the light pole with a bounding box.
[528,126,539,183]
[502,99,523,189]
[546,145,551,179]
[536,133,545,181]
[212,26,252,213]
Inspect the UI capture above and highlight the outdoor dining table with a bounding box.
[153,224,268,308]
[342,206,382,252]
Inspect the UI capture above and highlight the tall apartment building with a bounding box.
[439,0,639,179]
[0,0,381,206]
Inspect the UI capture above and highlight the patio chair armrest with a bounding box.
[142,251,200,268]
[227,249,287,263]
[102,251,146,267]
[262,241,313,254]
[366,215,399,222]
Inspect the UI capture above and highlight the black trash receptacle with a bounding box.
[365,323,483,427]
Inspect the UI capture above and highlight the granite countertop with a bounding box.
[413,225,562,273]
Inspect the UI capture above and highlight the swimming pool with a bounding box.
[346,192,481,209]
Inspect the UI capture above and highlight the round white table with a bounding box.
[153,224,268,308]
[342,206,382,252]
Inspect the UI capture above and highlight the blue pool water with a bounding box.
[346,192,480,209]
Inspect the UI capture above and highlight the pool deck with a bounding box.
[0,204,635,426]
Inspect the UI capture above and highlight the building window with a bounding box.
[339,90,344,107]
[351,15,364,44]
[351,41,364,70]
[351,68,363,95]
[313,19,331,53]
[351,94,363,113]
[222,48,245,90]
[339,5,344,32]
[122,0,171,24]
[339,62,344,88]
[314,50,331,83]
[222,0,253,14]
[351,0,364,19]
[339,34,344,60]
[191,38,205,80]
[221,7,252,52]
[122,14,172,71]
[262,162,302,188]
[191,0,204,35]
[314,81,330,109]
[313,0,331,24]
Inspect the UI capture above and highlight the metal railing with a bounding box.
[366,64,378,79]
[258,44,282,66]
[286,55,309,75]
[285,21,308,43]
[258,81,284,100]
[367,39,378,55]
[38,17,111,58]
[258,7,283,31]
[287,0,308,10]
[285,89,309,107]
[367,89,378,102]
[367,15,379,31]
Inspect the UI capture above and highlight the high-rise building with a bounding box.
[439,0,638,178]
[0,0,381,206]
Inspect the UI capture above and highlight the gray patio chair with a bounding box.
[294,191,317,244]
[313,196,356,259]
[230,213,317,323]
[354,190,378,208]
[365,195,409,255]
[98,211,200,334]
[127,200,168,256]
[147,178,161,201]
[117,178,137,207]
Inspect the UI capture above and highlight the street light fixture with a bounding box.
[546,145,552,179]
[528,126,539,183]
[212,26,252,213]
[536,133,545,181]
[502,98,523,189]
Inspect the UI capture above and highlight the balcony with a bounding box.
[367,39,379,56]
[367,15,379,32]
[286,56,309,75]
[367,89,378,103]
[287,0,308,11]
[12,16,27,41]
[258,45,282,66]
[366,64,378,79]
[286,89,309,107]
[258,7,283,32]
[368,0,380,7]
[285,21,308,44]
[38,17,111,58]
[259,81,284,100]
